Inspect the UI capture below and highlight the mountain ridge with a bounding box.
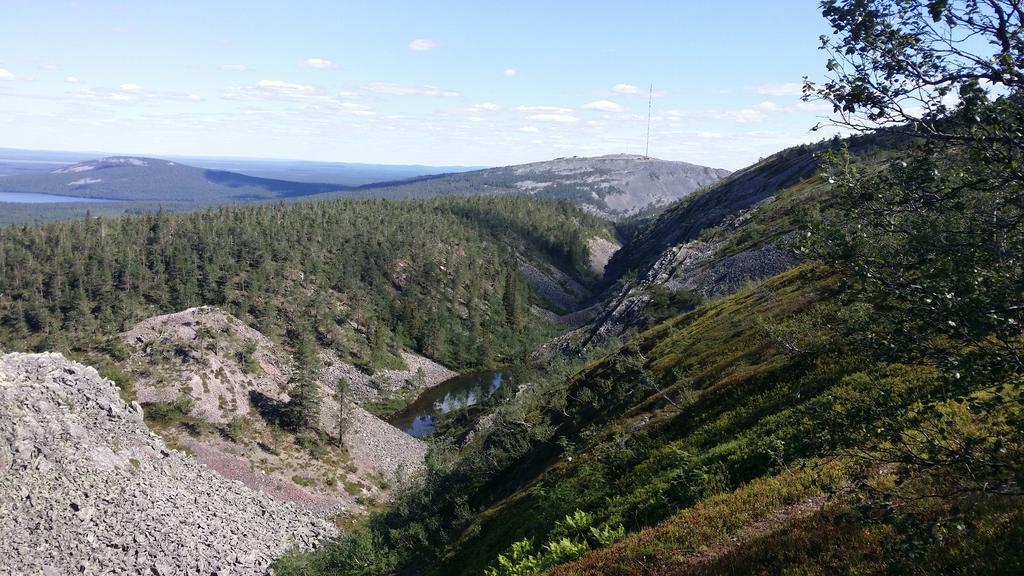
[0,153,730,225]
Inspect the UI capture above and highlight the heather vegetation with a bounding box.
[274,1,1024,574]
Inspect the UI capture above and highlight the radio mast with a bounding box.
[645,84,653,159]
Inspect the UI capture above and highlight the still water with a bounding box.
[389,371,506,437]
[0,191,112,203]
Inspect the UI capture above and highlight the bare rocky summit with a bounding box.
[509,154,731,218]
[0,352,335,576]
[348,154,730,220]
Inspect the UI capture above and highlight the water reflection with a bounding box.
[389,371,505,437]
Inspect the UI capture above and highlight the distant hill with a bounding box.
[345,154,731,220]
[0,156,345,203]
[168,156,485,187]
[0,153,729,225]
[0,147,482,185]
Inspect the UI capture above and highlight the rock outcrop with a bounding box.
[0,352,335,576]
[123,306,288,424]
[320,349,456,404]
[120,307,434,513]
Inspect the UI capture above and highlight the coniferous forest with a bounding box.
[0,196,610,370]
[2,1,1023,575]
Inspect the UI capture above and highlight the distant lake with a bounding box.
[0,192,112,203]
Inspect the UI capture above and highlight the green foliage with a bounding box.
[237,340,260,374]
[0,196,607,371]
[484,510,623,576]
[807,0,1024,505]
[641,285,701,330]
[275,529,400,576]
[143,394,194,427]
[283,335,322,431]
[223,415,256,444]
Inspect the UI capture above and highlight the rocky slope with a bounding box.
[540,143,833,357]
[121,306,441,513]
[345,154,730,220]
[320,349,456,404]
[0,352,334,575]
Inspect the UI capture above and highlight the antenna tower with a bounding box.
[645,84,653,159]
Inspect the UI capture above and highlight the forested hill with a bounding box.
[0,156,347,202]
[0,196,612,371]
[0,154,727,226]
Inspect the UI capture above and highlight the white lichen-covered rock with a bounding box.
[0,352,335,576]
[122,306,288,424]
[320,349,457,404]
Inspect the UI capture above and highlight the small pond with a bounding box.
[389,371,507,437]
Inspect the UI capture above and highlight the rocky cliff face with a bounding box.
[0,352,335,575]
[540,143,832,358]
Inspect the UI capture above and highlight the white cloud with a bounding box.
[503,68,517,77]
[409,39,438,51]
[754,101,783,111]
[364,82,458,97]
[796,101,833,113]
[612,83,641,95]
[754,82,803,96]
[0,69,15,80]
[74,84,150,103]
[583,99,622,112]
[64,76,81,84]
[40,64,59,71]
[220,64,250,72]
[721,108,768,123]
[515,105,573,114]
[519,126,539,133]
[303,58,337,69]
[223,79,318,100]
[467,102,500,114]
[72,83,203,104]
[527,113,577,123]
[331,101,375,116]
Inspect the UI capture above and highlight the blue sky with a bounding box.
[0,1,840,169]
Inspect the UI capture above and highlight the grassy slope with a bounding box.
[430,266,839,574]
[268,139,904,576]
[419,136,1017,575]
[429,258,1021,575]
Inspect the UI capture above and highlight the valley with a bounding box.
[1,1,1022,574]
[3,120,1018,575]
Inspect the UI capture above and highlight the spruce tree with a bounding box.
[284,335,321,431]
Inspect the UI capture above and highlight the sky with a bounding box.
[0,1,842,170]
